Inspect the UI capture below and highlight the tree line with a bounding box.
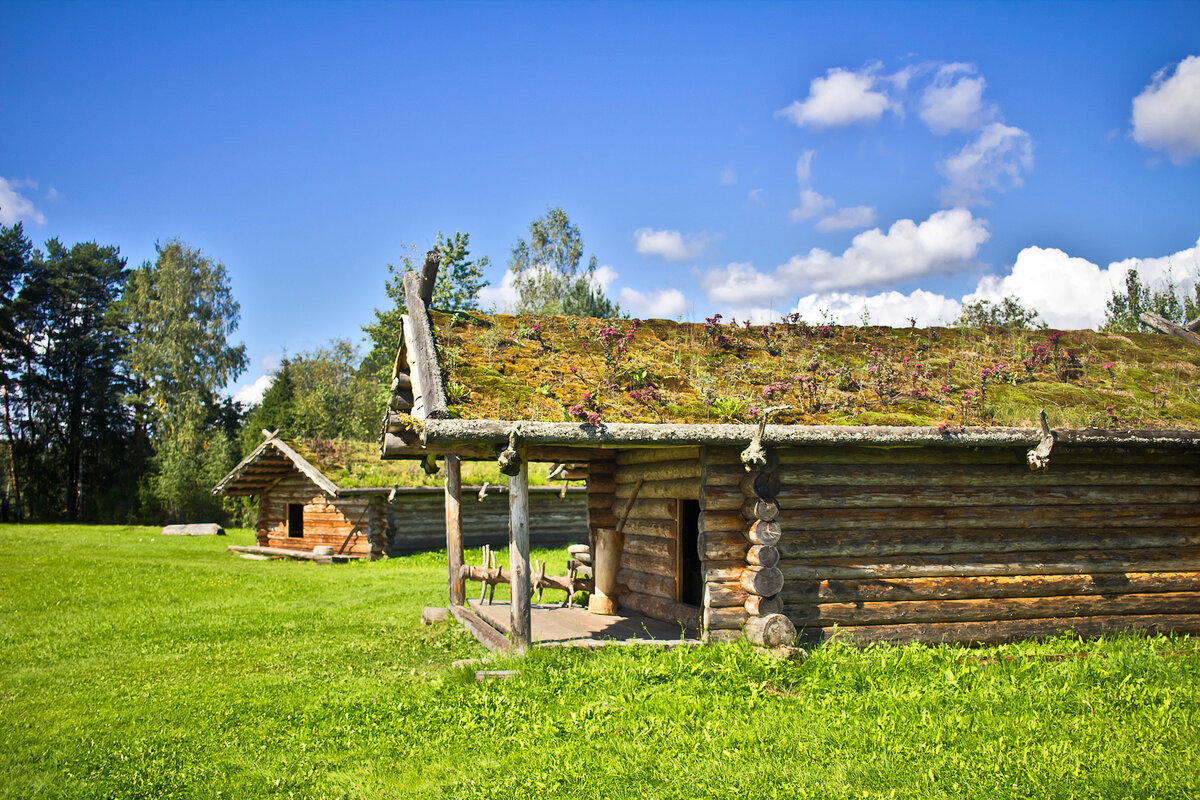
[0,206,617,523]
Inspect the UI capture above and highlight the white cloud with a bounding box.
[781,208,989,291]
[920,63,993,134]
[778,66,896,128]
[938,122,1033,206]
[233,374,274,406]
[795,150,816,185]
[478,269,521,312]
[788,188,834,222]
[619,287,688,320]
[719,167,737,185]
[1131,54,1200,164]
[970,238,1200,329]
[718,237,1200,332]
[591,264,618,293]
[633,227,710,262]
[0,177,47,226]
[816,205,878,232]
[747,188,765,205]
[708,209,989,304]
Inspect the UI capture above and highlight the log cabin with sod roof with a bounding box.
[212,434,589,561]
[382,255,1200,651]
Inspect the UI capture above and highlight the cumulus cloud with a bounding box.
[781,208,989,291]
[788,188,834,222]
[619,287,689,320]
[815,205,878,232]
[633,228,710,262]
[938,122,1033,206]
[0,177,47,226]
[778,66,896,128]
[1131,54,1200,164]
[703,209,988,307]
[591,264,619,293]
[233,374,274,406]
[795,150,816,185]
[715,237,1200,331]
[478,269,520,312]
[920,63,993,134]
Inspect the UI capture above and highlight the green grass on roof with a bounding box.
[431,310,1200,431]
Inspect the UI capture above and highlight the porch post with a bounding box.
[445,453,464,607]
[509,457,531,650]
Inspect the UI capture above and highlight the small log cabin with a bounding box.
[382,255,1200,649]
[213,434,590,559]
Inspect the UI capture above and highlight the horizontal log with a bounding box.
[747,519,782,546]
[619,568,675,600]
[704,581,748,608]
[616,446,701,465]
[704,606,749,630]
[780,572,1200,604]
[621,498,677,520]
[745,595,783,617]
[620,591,701,629]
[588,477,618,494]
[589,511,617,528]
[586,460,616,474]
[622,552,673,577]
[797,614,1200,647]
[739,472,782,502]
[615,459,702,483]
[778,528,1200,560]
[704,466,746,487]
[623,534,675,560]
[587,493,612,509]
[622,519,676,539]
[774,446,1200,467]
[772,484,1200,509]
[699,510,747,533]
[703,561,745,582]
[785,590,1200,627]
[616,478,700,501]
[776,464,1200,489]
[747,545,779,568]
[777,504,1199,531]
[779,547,1200,580]
[700,485,743,511]
[742,566,784,597]
[745,613,796,648]
[700,530,749,561]
[706,629,745,643]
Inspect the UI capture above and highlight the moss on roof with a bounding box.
[430,310,1200,431]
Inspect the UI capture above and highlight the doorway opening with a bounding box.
[677,498,702,606]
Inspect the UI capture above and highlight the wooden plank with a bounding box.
[401,271,449,418]
[445,454,464,607]
[620,591,702,628]
[451,605,512,652]
[619,568,675,599]
[616,446,701,465]
[509,459,531,650]
[785,590,1200,626]
[780,571,1200,604]
[614,459,702,483]
[1140,311,1200,348]
[777,504,1200,531]
[777,528,1200,560]
[615,478,699,500]
[779,547,1200,580]
[775,464,1200,488]
[771,484,1200,509]
[798,614,1200,646]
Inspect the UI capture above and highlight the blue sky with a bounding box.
[3,0,1199,403]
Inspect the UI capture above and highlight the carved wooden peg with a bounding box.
[741,406,787,472]
[1027,409,1055,471]
[497,428,522,476]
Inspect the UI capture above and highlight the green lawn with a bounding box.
[1,524,1197,799]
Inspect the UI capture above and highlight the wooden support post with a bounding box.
[445,453,465,607]
[419,249,441,306]
[509,457,532,651]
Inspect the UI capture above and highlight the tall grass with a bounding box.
[1,524,1197,799]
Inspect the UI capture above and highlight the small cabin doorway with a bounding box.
[677,499,702,606]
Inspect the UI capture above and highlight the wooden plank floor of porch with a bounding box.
[467,599,701,648]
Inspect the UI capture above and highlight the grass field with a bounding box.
[1,524,1198,799]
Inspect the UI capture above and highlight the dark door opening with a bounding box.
[678,499,702,606]
[287,503,304,538]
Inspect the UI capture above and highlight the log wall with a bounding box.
[612,446,702,628]
[384,486,588,554]
[257,474,384,557]
[771,444,1200,646]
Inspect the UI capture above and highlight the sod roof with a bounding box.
[429,310,1200,431]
